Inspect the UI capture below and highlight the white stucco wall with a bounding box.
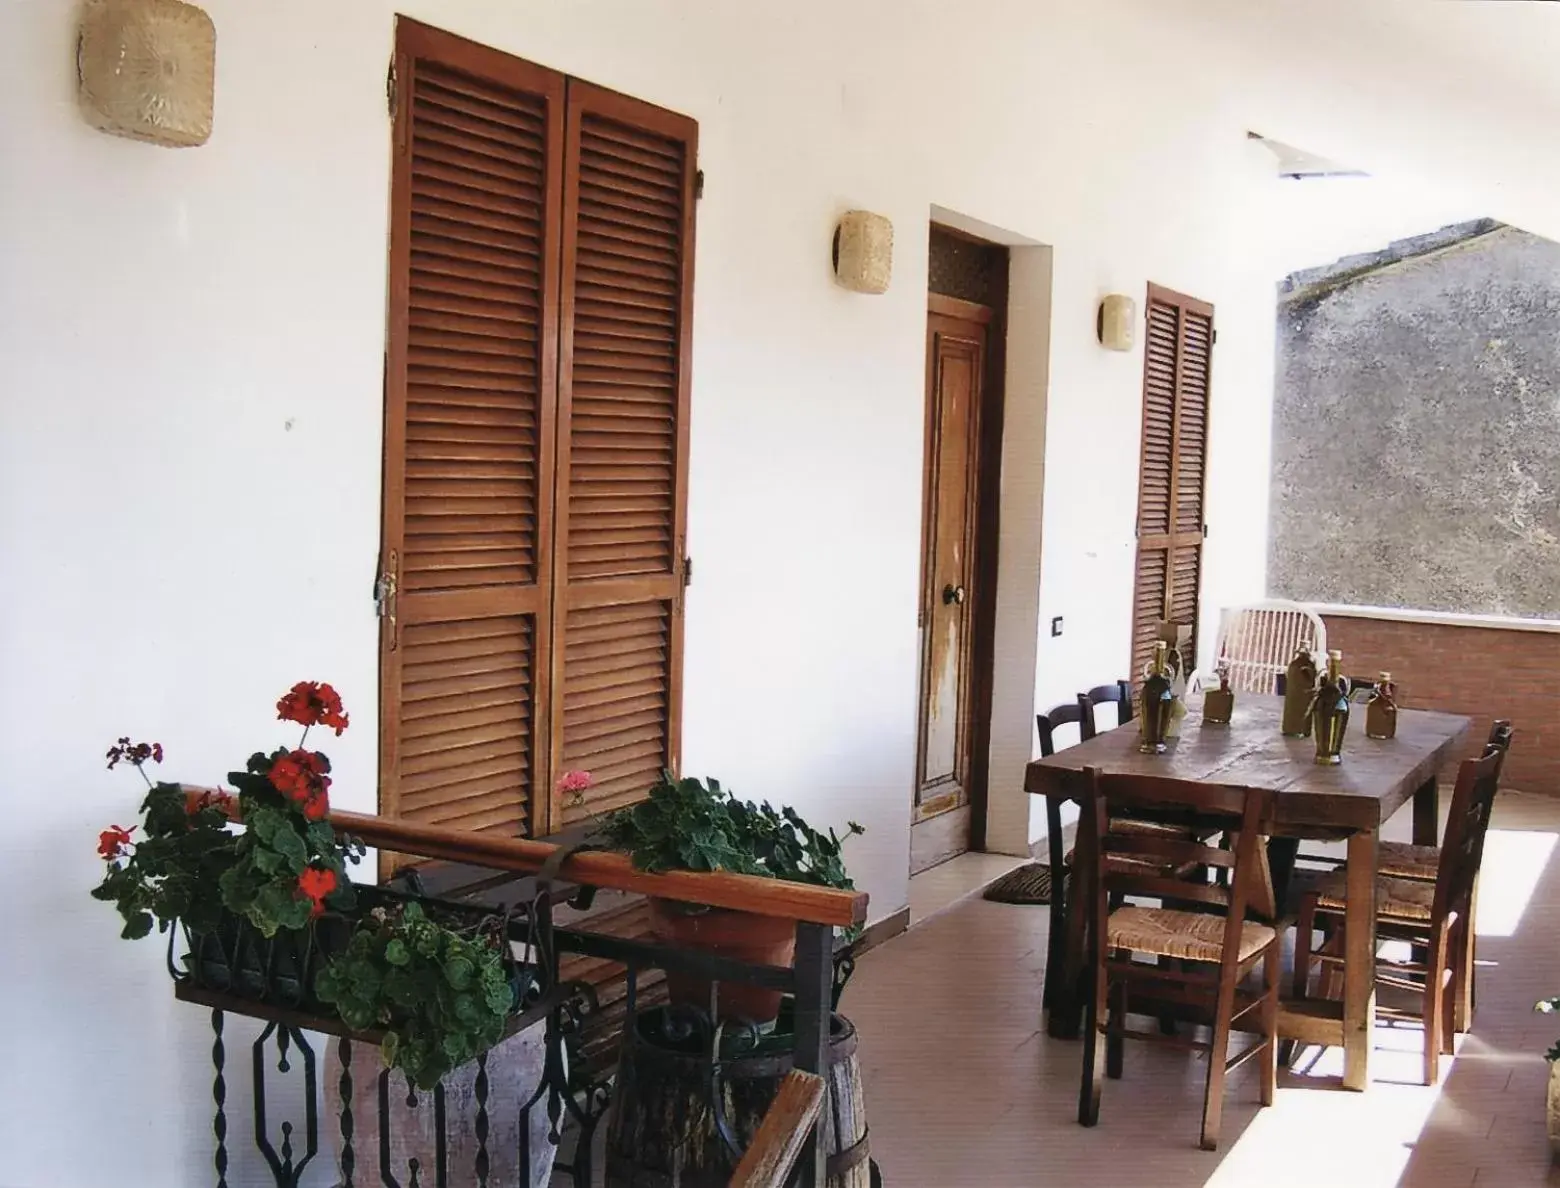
[3,0,1555,1182]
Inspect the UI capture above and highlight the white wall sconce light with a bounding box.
[1097,294,1136,351]
[78,0,216,148]
[832,210,894,294]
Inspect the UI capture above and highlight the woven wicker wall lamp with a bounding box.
[832,211,893,294]
[78,0,216,147]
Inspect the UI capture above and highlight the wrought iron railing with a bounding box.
[170,789,870,1188]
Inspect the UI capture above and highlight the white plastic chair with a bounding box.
[1201,600,1328,696]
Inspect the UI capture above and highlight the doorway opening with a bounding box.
[910,225,1010,876]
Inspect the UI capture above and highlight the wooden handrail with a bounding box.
[182,787,868,928]
[728,1070,827,1188]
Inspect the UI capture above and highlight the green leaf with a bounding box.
[122,912,154,940]
[270,827,307,873]
[444,957,474,990]
[385,939,410,967]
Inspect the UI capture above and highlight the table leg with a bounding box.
[1342,828,1378,1091]
[1413,776,1439,847]
[1043,795,1082,1039]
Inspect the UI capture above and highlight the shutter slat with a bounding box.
[415,72,547,140]
[556,599,673,822]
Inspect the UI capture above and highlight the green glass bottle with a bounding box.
[1312,649,1351,765]
[1139,640,1174,755]
[1365,672,1398,740]
[1281,641,1318,738]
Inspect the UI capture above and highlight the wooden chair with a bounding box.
[1080,680,1134,738]
[1291,746,1506,1085]
[729,1070,827,1188]
[1207,600,1327,695]
[1375,720,1512,880]
[1037,701,1090,759]
[1073,769,1281,1150]
[1037,704,1199,1032]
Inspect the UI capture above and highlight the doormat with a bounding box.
[982,862,1062,905]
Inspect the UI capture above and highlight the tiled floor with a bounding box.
[909,851,1030,926]
[846,791,1560,1187]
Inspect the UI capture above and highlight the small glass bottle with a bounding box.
[1139,641,1175,754]
[1365,671,1398,740]
[1203,665,1235,725]
[1312,649,1351,765]
[1281,641,1319,738]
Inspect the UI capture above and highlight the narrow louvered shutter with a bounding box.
[1129,284,1214,679]
[377,20,565,858]
[542,82,696,832]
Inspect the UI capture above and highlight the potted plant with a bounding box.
[91,682,525,1090]
[592,771,863,1029]
[1535,997,1560,1153]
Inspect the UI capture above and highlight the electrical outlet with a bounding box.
[1050,616,1064,638]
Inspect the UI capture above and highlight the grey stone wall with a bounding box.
[1268,223,1560,618]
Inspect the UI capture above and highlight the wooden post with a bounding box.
[792,922,833,1188]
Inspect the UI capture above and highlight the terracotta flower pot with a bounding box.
[646,898,797,1028]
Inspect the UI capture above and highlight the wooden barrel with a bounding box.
[605,1009,873,1187]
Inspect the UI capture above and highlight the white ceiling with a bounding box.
[1127,0,1560,238]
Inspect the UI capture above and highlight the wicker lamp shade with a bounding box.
[78,0,216,148]
[833,210,893,294]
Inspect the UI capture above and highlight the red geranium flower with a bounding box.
[97,824,135,860]
[276,681,350,736]
[296,867,339,918]
[190,788,234,816]
[268,749,332,819]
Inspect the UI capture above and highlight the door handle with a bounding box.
[942,583,966,606]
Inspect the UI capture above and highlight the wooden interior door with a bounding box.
[911,303,988,873]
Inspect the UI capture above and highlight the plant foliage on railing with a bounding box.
[315,900,515,1089]
[90,683,519,1090]
[595,771,864,891]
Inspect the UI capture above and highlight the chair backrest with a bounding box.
[1212,600,1328,696]
[1081,681,1134,739]
[1432,746,1507,924]
[1036,702,1089,758]
[1487,718,1514,754]
[1075,769,1277,935]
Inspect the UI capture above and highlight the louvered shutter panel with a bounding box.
[1130,285,1214,679]
[544,82,696,832]
[378,20,565,860]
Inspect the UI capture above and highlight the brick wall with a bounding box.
[1321,611,1557,794]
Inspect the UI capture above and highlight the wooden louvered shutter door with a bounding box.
[1129,284,1215,679]
[543,82,697,832]
[378,20,565,860]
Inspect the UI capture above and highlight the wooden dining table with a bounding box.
[1024,693,1470,1090]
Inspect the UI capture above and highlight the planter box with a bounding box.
[178,884,542,1018]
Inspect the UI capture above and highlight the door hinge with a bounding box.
[387,61,398,119]
[375,550,400,649]
[1202,523,1209,539]
[1212,327,1219,344]
[682,556,693,587]
[695,169,704,201]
